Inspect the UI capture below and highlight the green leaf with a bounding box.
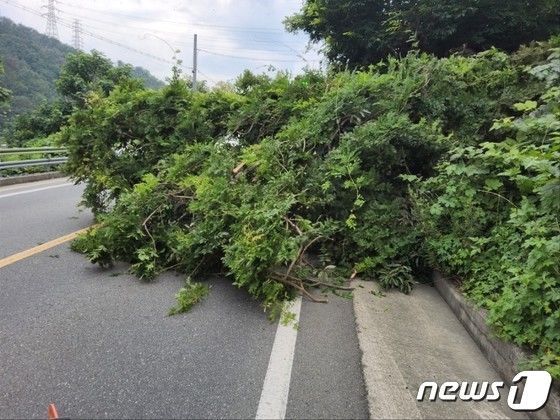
[513,100,538,112]
[484,178,503,191]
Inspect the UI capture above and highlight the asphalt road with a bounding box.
[0,178,368,419]
[0,178,91,258]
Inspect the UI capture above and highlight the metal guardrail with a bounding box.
[0,147,68,170]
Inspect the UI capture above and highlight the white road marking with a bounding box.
[0,177,68,192]
[0,182,73,199]
[256,296,302,420]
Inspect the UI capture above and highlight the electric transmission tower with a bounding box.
[72,19,83,50]
[43,0,59,39]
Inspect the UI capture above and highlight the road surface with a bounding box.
[0,178,368,419]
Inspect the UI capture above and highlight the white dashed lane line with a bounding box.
[256,296,303,420]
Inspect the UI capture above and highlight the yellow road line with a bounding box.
[0,226,92,269]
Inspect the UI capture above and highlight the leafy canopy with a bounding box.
[410,44,560,376]
[66,47,535,300]
[0,58,10,105]
[285,0,560,67]
[0,17,163,130]
[58,35,559,377]
[4,50,157,147]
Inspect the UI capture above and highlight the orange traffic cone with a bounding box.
[47,403,59,420]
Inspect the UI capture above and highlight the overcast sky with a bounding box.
[0,0,324,84]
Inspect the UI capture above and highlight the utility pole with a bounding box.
[43,0,59,39]
[192,34,198,91]
[72,19,83,50]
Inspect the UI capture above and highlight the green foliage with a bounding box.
[0,17,162,135]
[0,58,10,106]
[56,51,139,108]
[7,100,70,146]
[2,49,163,148]
[168,281,209,316]
[118,61,165,90]
[411,46,560,376]
[377,264,414,294]
[67,50,532,284]
[0,17,73,128]
[61,79,241,213]
[229,70,326,146]
[285,0,560,67]
[64,41,558,377]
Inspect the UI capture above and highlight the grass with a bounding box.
[168,280,209,316]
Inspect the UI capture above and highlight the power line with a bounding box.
[55,0,284,34]
[72,19,306,52]
[52,0,314,61]
[70,23,309,56]
[72,26,174,65]
[56,16,304,55]
[198,48,318,63]
[54,6,296,50]
[1,0,320,82]
[197,69,216,84]
[173,40,306,57]
[11,0,314,59]
[46,16,284,49]
[0,0,178,66]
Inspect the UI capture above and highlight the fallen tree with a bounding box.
[62,40,558,376]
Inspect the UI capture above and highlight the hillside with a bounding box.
[0,17,163,127]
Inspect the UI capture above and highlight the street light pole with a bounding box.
[192,34,198,91]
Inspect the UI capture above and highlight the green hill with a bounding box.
[0,17,163,128]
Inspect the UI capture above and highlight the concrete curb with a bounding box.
[352,280,524,419]
[433,270,559,419]
[0,171,65,187]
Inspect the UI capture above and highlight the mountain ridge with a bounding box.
[0,16,164,128]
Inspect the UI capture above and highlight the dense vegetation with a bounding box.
[285,0,560,67]
[0,17,163,131]
[0,59,9,106]
[58,39,560,376]
[412,44,560,376]
[2,50,163,147]
[3,3,556,378]
[0,17,73,127]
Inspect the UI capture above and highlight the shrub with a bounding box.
[411,44,560,376]
[168,281,209,316]
[65,42,558,376]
